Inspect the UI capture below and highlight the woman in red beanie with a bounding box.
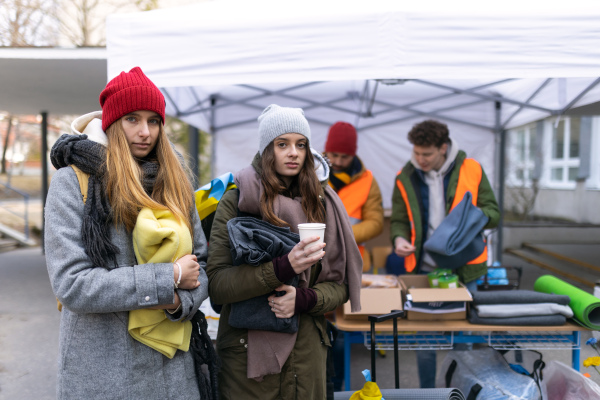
[44,67,213,399]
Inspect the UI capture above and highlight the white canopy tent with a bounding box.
[106,0,600,257]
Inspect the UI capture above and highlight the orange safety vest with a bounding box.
[396,159,487,272]
[337,170,373,259]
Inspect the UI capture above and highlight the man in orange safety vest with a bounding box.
[324,121,384,265]
[323,121,384,393]
[391,119,500,388]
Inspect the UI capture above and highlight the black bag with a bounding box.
[229,276,299,333]
[439,347,543,400]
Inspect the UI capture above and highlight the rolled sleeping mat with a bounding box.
[334,388,466,400]
[534,274,600,330]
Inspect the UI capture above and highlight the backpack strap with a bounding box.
[445,360,457,387]
[57,165,90,312]
[71,165,90,204]
[467,384,482,400]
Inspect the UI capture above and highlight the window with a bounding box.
[546,117,580,188]
[585,117,600,190]
[507,124,536,187]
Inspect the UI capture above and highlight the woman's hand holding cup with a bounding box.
[289,236,325,274]
[289,223,327,274]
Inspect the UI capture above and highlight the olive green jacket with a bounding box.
[206,187,349,399]
[390,150,500,283]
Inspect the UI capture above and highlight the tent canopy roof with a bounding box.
[105,0,600,212]
[106,0,600,133]
[107,0,600,85]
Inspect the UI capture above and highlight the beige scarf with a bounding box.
[235,164,362,380]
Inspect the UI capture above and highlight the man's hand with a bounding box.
[394,236,415,257]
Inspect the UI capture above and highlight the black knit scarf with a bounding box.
[50,133,158,270]
[328,156,363,192]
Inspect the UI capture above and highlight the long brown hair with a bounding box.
[259,142,325,227]
[104,120,194,232]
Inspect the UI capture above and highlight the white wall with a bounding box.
[505,115,600,224]
[533,185,600,224]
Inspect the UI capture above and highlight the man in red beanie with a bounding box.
[324,121,384,393]
[324,121,384,261]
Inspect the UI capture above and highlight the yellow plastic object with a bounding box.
[349,381,383,400]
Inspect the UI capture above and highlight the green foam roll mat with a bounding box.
[534,274,600,330]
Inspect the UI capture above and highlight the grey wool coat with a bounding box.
[45,166,209,400]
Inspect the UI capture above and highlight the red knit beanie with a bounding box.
[99,67,165,131]
[325,121,357,155]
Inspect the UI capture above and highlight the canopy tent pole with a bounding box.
[413,79,555,114]
[41,111,48,254]
[495,101,505,263]
[209,95,217,180]
[188,125,199,188]
[559,78,600,115]
[501,78,553,129]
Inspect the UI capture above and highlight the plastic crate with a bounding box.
[477,266,522,291]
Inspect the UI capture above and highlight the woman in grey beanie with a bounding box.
[206,104,363,399]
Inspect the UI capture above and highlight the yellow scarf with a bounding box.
[129,207,193,359]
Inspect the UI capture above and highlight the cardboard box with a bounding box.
[398,275,472,321]
[342,287,403,320]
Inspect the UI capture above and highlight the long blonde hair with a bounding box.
[104,120,194,232]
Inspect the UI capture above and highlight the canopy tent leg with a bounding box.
[209,95,217,181]
[188,125,199,188]
[495,101,505,264]
[41,111,48,254]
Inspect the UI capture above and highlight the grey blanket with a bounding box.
[227,217,300,333]
[475,303,573,318]
[472,290,570,306]
[227,216,300,266]
[423,191,488,270]
[469,309,567,326]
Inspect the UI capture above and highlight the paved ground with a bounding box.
[0,247,59,400]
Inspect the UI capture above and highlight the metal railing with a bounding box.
[0,181,30,239]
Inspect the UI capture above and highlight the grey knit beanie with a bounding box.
[257,104,311,155]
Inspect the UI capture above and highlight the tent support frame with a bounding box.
[173,78,598,261]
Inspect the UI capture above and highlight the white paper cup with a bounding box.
[298,223,326,256]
